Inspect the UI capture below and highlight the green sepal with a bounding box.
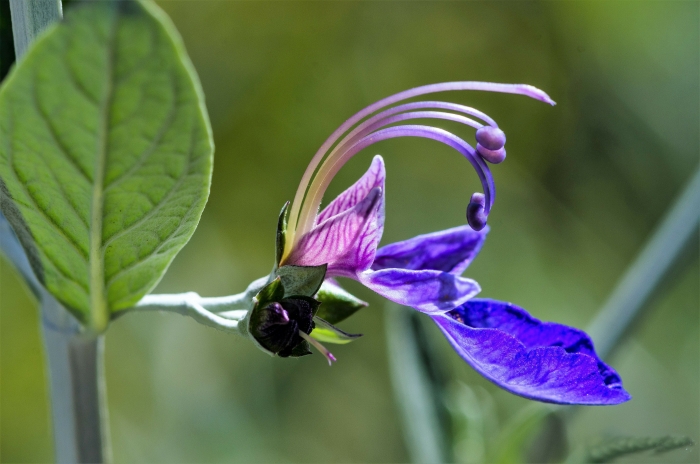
[274,201,290,268]
[315,280,368,324]
[284,295,321,318]
[277,264,327,298]
[253,277,285,309]
[311,316,362,345]
[287,341,312,357]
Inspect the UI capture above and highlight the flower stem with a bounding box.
[529,168,700,462]
[130,292,250,335]
[587,168,700,358]
[8,0,62,58]
[385,303,450,464]
[4,1,111,462]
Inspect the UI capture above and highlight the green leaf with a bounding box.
[586,436,695,463]
[315,279,367,324]
[287,340,312,357]
[311,316,362,344]
[274,201,289,267]
[0,0,213,331]
[276,264,326,297]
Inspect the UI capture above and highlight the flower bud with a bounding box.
[248,284,319,357]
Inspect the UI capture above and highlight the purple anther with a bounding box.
[475,126,506,150]
[476,144,507,164]
[466,193,488,231]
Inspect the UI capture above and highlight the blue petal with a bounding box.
[359,268,480,314]
[432,299,631,405]
[372,225,488,274]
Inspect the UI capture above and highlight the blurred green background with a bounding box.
[1,1,698,462]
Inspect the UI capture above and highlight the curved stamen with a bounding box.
[291,103,495,237]
[285,82,555,257]
[298,111,490,233]
[331,107,487,168]
[300,102,497,230]
[294,125,494,242]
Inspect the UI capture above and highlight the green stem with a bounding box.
[131,292,249,335]
[586,168,700,358]
[385,303,450,464]
[6,1,111,462]
[8,0,62,58]
[531,169,700,462]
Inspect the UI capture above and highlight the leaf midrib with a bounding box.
[88,14,118,333]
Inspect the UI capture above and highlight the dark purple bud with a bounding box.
[259,302,290,330]
[475,126,506,150]
[250,296,319,356]
[466,192,488,231]
[476,144,506,164]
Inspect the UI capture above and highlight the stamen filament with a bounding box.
[294,125,494,244]
[299,330,337,365]
[284,82,555,259]
[289,111,488,242]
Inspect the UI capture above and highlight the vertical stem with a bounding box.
[41,297,110,464]
[5,1,111,462]
[529,169,700,463]
[586,169,700,358]
[8,0,62,58]
[385,303,450,464]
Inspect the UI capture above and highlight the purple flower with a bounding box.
[286,155,483,314]
[275,81,629,404]
[281,81,553,313]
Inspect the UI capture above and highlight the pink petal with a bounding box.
[317,155,385,225]
[287,187,383,277]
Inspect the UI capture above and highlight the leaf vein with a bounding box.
[104,192,200,288]
[104,121,201,287]
[32,79,90,228]
[103,78,178,192]
[35,242,90,293]
[31,80,93,183]
[65,59,100,107]
[5,103,89,261]
[101,113,194,248]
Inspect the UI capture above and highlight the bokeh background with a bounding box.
[1,1,698,462]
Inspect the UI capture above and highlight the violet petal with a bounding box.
[287,187,383,277]
[317,155,386,225]
[372,225,488,275]
[432,299,631,405]
[358,268,481,314]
